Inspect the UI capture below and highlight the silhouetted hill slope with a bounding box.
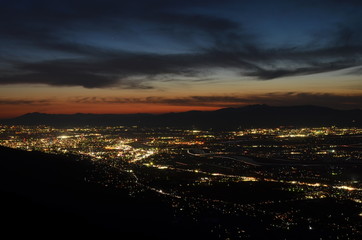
[1,105,361,128]
[0,146,210,239]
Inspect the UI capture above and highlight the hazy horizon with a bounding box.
[1,103,362,120]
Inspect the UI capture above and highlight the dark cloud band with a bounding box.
[0,0,362,88]
[69,93,362,109]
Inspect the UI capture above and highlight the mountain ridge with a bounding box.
[1,105,361,129]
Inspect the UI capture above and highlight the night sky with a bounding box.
[1,0,362,118]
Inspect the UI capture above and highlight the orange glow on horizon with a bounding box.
[0,103,223,119]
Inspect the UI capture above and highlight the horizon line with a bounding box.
[2,104,362,120]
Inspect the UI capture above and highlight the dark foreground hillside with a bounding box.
[2,146,361,239]
[0,146,209,239]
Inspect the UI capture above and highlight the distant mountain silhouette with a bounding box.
[1,105,361,129]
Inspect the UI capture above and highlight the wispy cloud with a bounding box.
[0,98,55,105]
[0,0,361,88]
[70,92,362,109]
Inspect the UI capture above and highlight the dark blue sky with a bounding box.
[0,0,362,117]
